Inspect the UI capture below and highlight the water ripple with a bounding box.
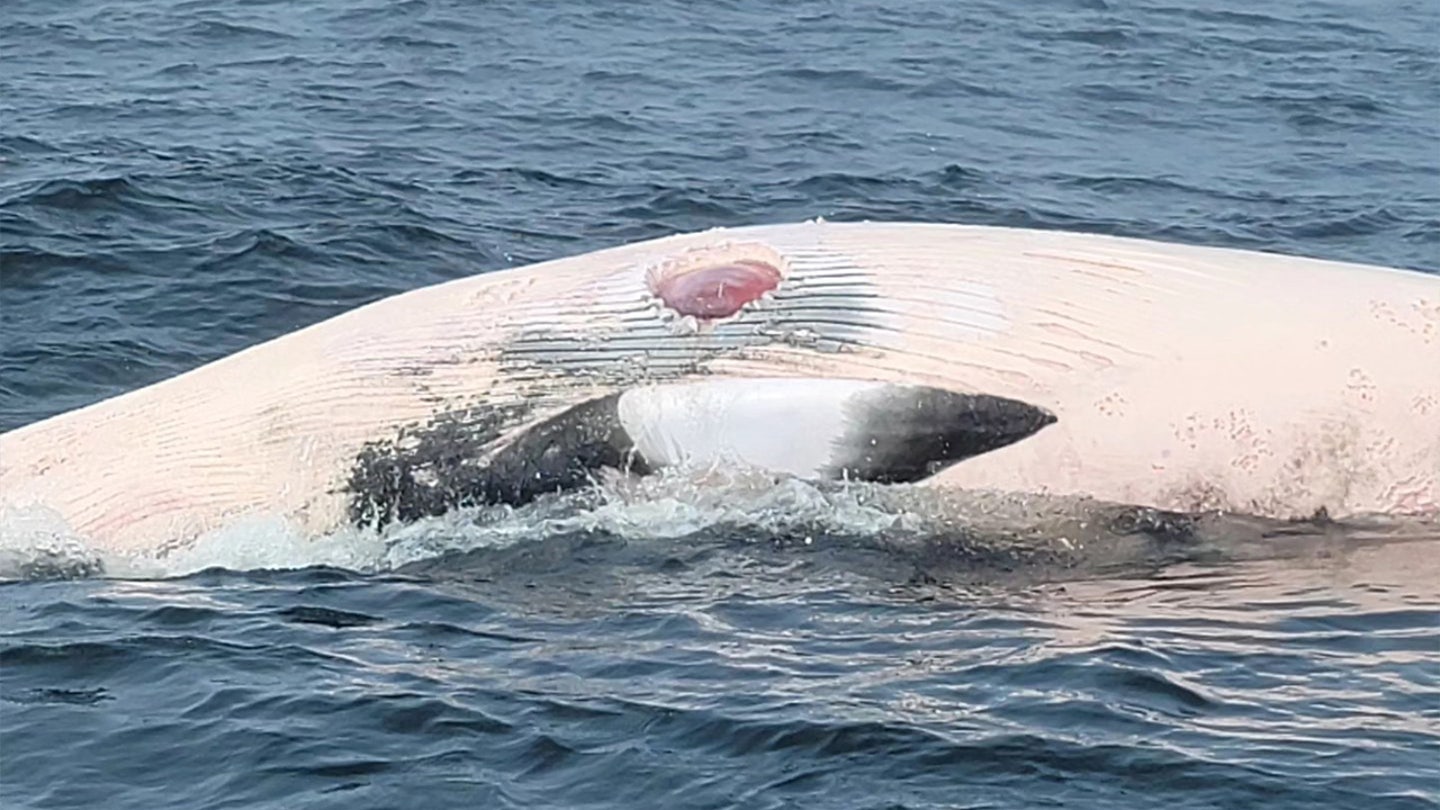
[2,0,1439,806]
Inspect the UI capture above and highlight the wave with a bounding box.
[4,464,1432,584]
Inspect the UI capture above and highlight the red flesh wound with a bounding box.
[653,260,782,319]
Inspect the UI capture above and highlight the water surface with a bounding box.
[2,0,1438,807]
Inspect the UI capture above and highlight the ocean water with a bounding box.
[2,0,1438,808]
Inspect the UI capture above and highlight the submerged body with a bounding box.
[1,222,1437,557]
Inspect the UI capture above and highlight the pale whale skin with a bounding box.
[1,221,1436,556]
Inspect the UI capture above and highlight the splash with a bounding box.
[0,505,104,579]
[3,468,1431,582]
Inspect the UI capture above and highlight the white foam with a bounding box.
[0,480,944,580]
[0,466,928,580]
[0,505,104,580]
[4,464,1357,581]
[109,514,391,580]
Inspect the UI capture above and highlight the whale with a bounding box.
[1,221,1437,560]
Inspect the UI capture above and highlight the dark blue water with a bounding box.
[2,0,1438,807]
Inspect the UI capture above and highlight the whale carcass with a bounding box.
[1,221,1435,557]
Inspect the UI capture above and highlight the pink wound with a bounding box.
[652,260,782,320]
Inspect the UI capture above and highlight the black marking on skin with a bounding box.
[829,387,1057,483]
[347,396,644,527]
[347,383,1058,529]
[347,402,528,527]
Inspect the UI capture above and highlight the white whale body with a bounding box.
[0,221,1435,560]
